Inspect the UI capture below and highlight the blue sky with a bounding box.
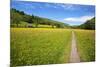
[11,1,95,25]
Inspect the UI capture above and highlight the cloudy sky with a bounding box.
[11,0,95,25]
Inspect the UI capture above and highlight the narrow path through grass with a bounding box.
[70,31,80,63]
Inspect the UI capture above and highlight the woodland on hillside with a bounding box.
[11,8,95,30]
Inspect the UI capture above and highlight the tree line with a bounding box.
[11,8,70,28]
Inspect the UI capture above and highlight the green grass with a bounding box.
[37,24,56,28]
[11,28,71,66]
[75,29,95,62]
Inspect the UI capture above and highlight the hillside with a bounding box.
[79,17,95,30]
[10,8,69,28]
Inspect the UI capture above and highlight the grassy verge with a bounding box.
[75,29,95,62]
[11,28,71,66]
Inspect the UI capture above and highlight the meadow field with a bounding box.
[10,28,72,66]
[10,28,95,66]
[75,30,95,62]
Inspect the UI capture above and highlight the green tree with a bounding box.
[79,17,95,30]
[11,12,22,27]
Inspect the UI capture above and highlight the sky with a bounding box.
[11,0,95,25]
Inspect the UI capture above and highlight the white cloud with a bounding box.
[61,4,73,10]
[45,3,51,7]
[42,3,74,10]
[44,3,58,9]
[53,4,75,10]
[64,15,94,23]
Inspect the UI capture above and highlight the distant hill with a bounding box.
[79,17,95,30]
[11,8,70,28]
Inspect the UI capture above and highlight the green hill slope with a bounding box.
[79,17,95,30]
[11,8,69,28]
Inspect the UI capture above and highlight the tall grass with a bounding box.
[75,29,95,62]
[10,28,71,66]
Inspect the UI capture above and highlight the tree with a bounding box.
[11,12,22,27]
